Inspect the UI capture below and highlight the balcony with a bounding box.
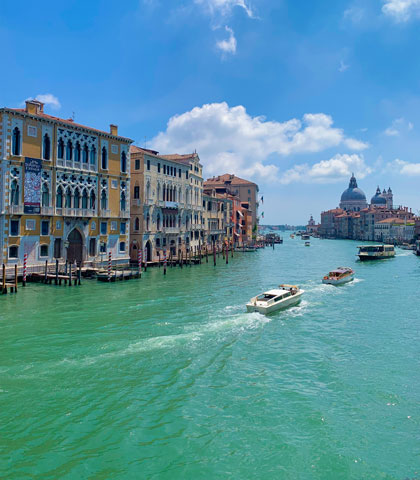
[57,159,64,167]
[163,201,178,209]
[7,205,24,214]
[162,227,180,234]
[100,209,111,218]
[131,199,141,208]
[56,207,96,217]
[41,206,54,215]
[119,210,130,219]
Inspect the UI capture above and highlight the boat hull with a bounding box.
[358,254,395,261]
[246,291,303,314]
[322,274,354,285]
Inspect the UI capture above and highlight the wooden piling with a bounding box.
[23,253,27,287]
[226,243,228,264]
[213,244,216,266]
[14,264,18,292]
[164,249,167,275]
[69,263,72,286]
[78,265,82,285]
[2,264,6,294]
[55,260,59,285]
[44,260,48,284]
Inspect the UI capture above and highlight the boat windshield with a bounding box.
[257,294,276,301]
[359,246,383,253]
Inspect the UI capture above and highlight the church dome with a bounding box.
[340,175,367,202]
[371,186,386,206]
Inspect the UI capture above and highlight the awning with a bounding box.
[234,232,240,237]
[237,210,244,217]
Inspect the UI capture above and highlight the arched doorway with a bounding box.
[130,241,138,262]
[67,229,83,265]
[145,240,152,263]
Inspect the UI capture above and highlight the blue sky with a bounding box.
[2,0,420,224]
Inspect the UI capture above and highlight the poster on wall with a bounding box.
[24,157,42,214]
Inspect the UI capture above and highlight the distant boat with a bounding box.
[301,234,310,240]
[357,245,395,261]
[246,284,304,314]
[322,267,354,285]
[304,241,310,247]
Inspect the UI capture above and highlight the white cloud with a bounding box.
[344,5,366,23]
[150,102,368,181]
[216,26,237,55]
[195,0,254,18]
[339,60,350,72]
[25,93,61,110]
[384,117,414,136]
[280,154,371,185]
[382,0,420,21]
[389,158,420,175]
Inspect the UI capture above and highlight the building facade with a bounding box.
[0,100,132,266]
[129,147,204,262]
[374,218,415,243]
[204,174,259,242]
[203,191,233,247]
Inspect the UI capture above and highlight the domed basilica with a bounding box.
[339,174,393,212]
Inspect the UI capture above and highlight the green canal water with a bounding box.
[1,236,420,479]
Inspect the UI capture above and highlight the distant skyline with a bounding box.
[2,0,420,223]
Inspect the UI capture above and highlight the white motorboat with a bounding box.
[246,284,304,314]
[322,267,354,285]
[305,241,310,247]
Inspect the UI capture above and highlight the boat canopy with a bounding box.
[330,268,351,274]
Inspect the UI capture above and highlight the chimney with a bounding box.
[25,99,44,115]
[110,124,118,136]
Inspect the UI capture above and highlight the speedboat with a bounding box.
[322,267,354,285]
[246,284,304,314]
[301,234,310,240]
[357,245,395,261]
[305,241,310,247]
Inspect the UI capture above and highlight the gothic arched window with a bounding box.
[82,190,88,209]
[101,190,107,209]
[10,179,19,205]
[90,146,96,165]
[12,127,21,156]
[43,134,51,160]
[90,191,96,209]
[56,186,63,208]
[120,192,126,211]
[74,188,80,209]
[42,183,49,207]
[57,138,64,159]
[101,147,108,170]
[66,140,73,161]
[65,187,72,208]
[121,151,127,173]
[74,142,81,163]
[82,144,88,164]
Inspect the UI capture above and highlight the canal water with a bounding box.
[1,236,419,479]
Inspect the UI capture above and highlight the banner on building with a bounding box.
[24,157,42,214]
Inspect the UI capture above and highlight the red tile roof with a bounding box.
[204,173,257,187]
[5,107,132,142]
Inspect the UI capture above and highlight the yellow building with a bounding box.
[0,100,132,266]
